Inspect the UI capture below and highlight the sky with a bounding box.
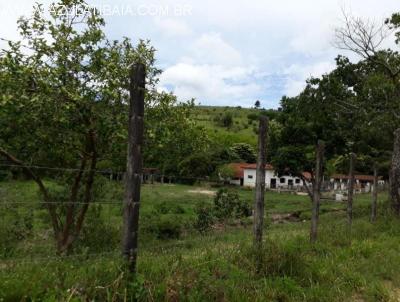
[1,0,399,108]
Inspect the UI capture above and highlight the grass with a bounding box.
[0,179,399,301]
[192,106,260,146]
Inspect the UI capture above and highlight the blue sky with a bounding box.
[1,0,399,108]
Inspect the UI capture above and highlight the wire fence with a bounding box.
[0,163,232,267]
[0,162,385,267]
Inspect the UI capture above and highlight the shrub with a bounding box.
[213,188,251,220]
[0,206,33,257]
[145,214,183,239]
[194,203,215,234]
[154,202,185,214]
[78,204,119,252]
[247,112,259,121]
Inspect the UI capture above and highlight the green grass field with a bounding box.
[1,179,399,301]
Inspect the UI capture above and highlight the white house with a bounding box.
[228,163,309,189]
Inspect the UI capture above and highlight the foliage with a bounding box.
[213,188,251,220]
[144,93,210,175]
[217,164,235,180]
[78,204,120,253]
[230,143,256,163]
[0,0,209,251]
[219,111,234,128]
[1,180,399,302]
[0,205,33,257]
[194,203,215,234]
[147,214,183,239]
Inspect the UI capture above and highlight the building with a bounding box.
[227,163,309,189]
[330,174,384,193]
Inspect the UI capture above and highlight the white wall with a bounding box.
[243,169,304,188]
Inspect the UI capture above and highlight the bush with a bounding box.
[0,206,33,257]
[154,202,185,214]
[146,214,183,239]
[78,204,119,252]
[194,203,215,234]
[247,112,259,121]
[214,188,251,220]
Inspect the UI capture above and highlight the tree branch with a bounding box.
[0,147,61,235]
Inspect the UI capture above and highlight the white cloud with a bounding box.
[159,63,261,105]
[283,61,336,97]
[1,0,400,107]
[191,33,243,66]
[153,17,192,37]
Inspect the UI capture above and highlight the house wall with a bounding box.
[229,178,241,186]
[243,169,304,188]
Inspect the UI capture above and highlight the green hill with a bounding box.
[192,106,279,147]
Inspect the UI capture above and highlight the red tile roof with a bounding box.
[228,163,311,181]
[228,163,274,179]
[302,172,312,181]
[331,174,382,181]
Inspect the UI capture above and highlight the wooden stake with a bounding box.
[347,152,356,227]
[253,116,268,246]
[371,163,378,223]
[310,140,324,244]
[122,63,145,273]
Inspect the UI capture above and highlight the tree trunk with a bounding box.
[58,129,97,254]
[390,128,400,216]
[371,163,378,223]
[347,153,356,228]
[122,63,145,274]
[310,140,324,244]
[253,116,268,246]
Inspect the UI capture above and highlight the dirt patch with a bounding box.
[187,189,216,196]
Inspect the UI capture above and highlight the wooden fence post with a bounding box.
[122,63,145,273]
[371,163,378,223]
[390,128,400,215]
[253,116,268,246]
[310,140,324,244]
[347,153,356,227]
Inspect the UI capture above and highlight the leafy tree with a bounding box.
[230,143,257,163]
[0,0,207,252]
[254,100,261,108]
[143,93,209,176]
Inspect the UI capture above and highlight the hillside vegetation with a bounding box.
[192,106,279,147]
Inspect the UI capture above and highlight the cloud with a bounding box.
[283,61,336,97]
[2,0,400,107]
[190,33,243,66]
[153,17,193,37]
[159,63,262,106]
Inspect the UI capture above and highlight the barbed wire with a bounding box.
[0,163,225,183]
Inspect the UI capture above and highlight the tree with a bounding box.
[0,0,173,253]
[254,100,261,109]
[143,93,209,176]
[335,11,400,214]
[230,143,257,163]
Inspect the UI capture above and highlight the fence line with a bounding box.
[0,163,225,183]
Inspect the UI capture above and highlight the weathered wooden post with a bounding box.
[347,153,356,227]
[371,163,378,223]
[122,63,145,273]
[253,116,268,246]
[310,140,324,244]
[390,128,400,216]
